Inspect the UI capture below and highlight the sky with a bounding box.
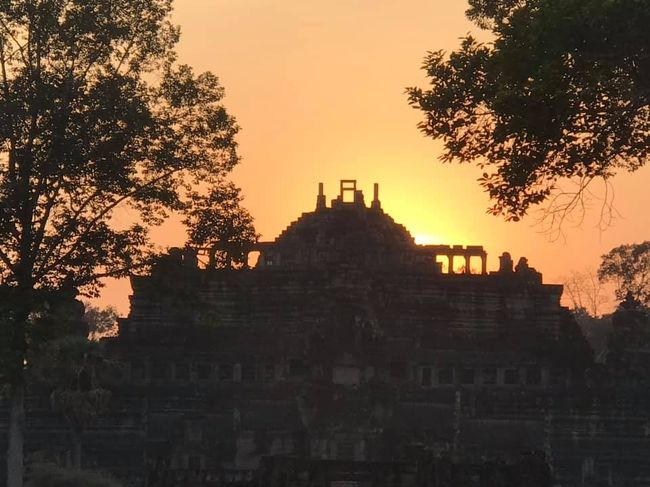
[100,0,650,314]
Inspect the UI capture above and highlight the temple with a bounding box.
[2,180,650,487]
[253,179,488,274]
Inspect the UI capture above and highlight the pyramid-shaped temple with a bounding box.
[4,181,650,487]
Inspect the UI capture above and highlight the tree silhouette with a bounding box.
[31,336,113,470]
[599,242,650,306]
[183,181,258,269]
[408,0,650,223]
[83,304,119,340]
[0,1,243,485]
[562,268,610,318]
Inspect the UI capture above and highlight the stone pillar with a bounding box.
[233,363,242,382]
[353,189,365,206]
[452,390,461,462]
[449,254,454,274]
[355,440,367,461]
[496,368,504,386]
[274,364,283,380]
[498,252,514,273]
[541,366,550,386]
[481,255,487,275]
[371,183,381,210]
[316,182,326,211]
[464,255,471,274]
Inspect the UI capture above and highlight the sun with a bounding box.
[413,234,442,246]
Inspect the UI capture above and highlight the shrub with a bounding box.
[26,462,124,487]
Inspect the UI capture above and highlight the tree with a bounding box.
[407,0,650,222]
[562,268,610,318]
[183,181,258,269]
[0,1,244,485]
[30,336,112,470]
[83,304,119,340]
[598,241,650,305]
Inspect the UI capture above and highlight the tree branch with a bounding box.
[0,35,18,183]
[36,167,181,279]
[0,15,28,65]
[0,245,16,273]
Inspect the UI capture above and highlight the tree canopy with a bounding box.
[0,0,241,297]
[598,241,650,306]
[0,1,247,485]
[183,181,258,269]
[83,304,119,339]
[407,0,650,221]
[33,336,113,470]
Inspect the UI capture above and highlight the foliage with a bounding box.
[407,0,650,221]
[598,241,650,305]
[30,336,112,421]
[183,181,259,268]
[0,0,240,298]
[30,336,114,469]
[606,295,650,378]
[571,309,612,360]
[1,287,85,385]
[26,462,124,487]
[0,2,247,482]
[83,304,119,339]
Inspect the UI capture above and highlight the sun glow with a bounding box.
[414,234,442,246]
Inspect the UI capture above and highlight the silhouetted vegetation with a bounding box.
[26,462,124,487]
[606,294,650,384]
[0,1,249,485]
[408,0,650,222]
[571,308,612,361]
[30,337,113,470]
[183,182,259,269]
[598,241,650,306]
[84,304,119,340]
[562,268,610,318]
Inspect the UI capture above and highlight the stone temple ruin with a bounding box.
[3,180,650,486]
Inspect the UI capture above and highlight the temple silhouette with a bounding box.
[3,181,650,486]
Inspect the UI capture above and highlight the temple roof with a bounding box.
[255,180,487,273]
[257,181,415,269]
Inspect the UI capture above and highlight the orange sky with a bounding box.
[100,0,650,315]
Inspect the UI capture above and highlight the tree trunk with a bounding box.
[6,295,30,487]
[72,429,82,470]
[7,382,25,487]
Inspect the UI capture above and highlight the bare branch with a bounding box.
[534,176,593,241]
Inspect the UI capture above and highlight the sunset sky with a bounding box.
[102,0,650,314]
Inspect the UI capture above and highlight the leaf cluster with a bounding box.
[408,0,650,220]
[30,335,113,428]
[598,241,650,305]
[183,181,259,268]
[0,0,242,296]
[0,285,84,385]
[83,303,118,339]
